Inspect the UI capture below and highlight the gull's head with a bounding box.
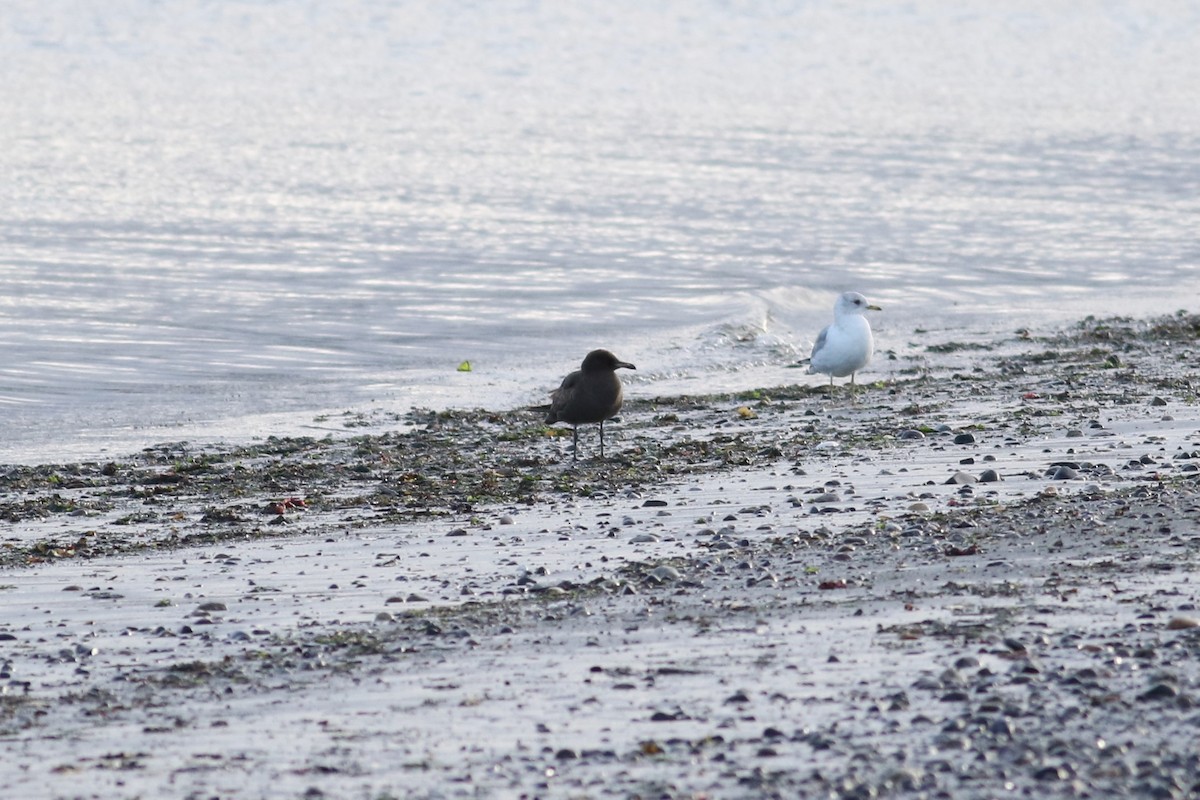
[835,291,882,318]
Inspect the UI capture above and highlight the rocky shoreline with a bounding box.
[1,312,1198,799]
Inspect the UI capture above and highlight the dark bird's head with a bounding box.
[581,349,636,373]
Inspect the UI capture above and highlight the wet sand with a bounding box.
[1,313,1199,799]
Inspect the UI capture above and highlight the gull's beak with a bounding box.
[618,361,636,370]
[867,304,882,311]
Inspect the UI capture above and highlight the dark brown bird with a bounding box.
[546,349,636,460]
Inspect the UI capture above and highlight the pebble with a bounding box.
[945,471,977,485]
[898,429,926,441]
[978,469,1001,482]
[648,565,682,583]
[953,433,976,445]
[1138,683,1178,701]
[1034,765,1070,781]
[1047,466,1079,480]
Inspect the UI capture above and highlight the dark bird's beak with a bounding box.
[618,361,636,370]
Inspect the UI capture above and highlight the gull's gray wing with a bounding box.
[811,324,830,359]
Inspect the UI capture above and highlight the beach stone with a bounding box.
[979,469,1001,482]
[648,565,682,583]
[1166,616,1199,630]
[885,768,925,792]
[1034,765,1069,781]
[953,433,976,445]
[1138,683,1178,701]
[988,717,1014,738]
[631,533,660,543]
[1047,465,1079,480]
[945,471,977,485]
[898,429,926,440]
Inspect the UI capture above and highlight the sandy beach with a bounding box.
[1,312,1198,799]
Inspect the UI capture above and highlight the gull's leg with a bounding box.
[599,420,605,459]
[572,425,579,462]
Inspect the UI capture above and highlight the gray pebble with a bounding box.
[648,565,682,583]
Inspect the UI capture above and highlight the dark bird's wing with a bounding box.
[546,370,582,423]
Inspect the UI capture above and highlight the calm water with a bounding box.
[2,1,1198,463]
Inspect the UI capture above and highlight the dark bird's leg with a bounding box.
[572,425,579,462]
[599,420,605,459]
